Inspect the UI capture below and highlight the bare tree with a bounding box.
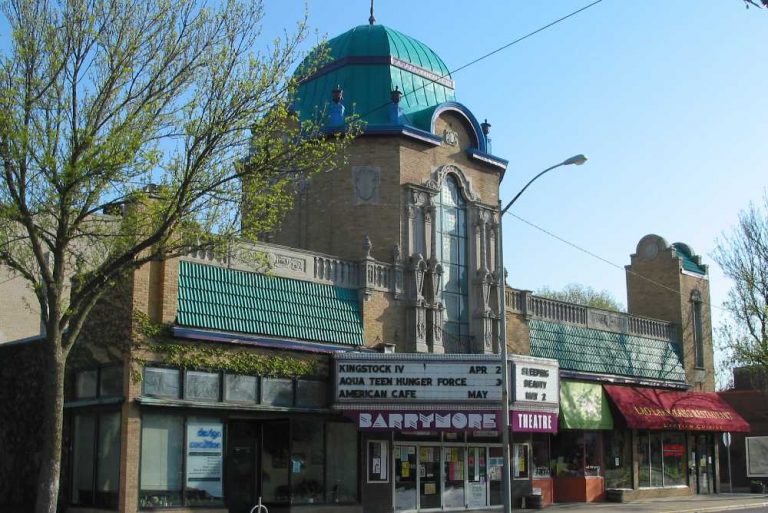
[713,194,768,374]
[0,1,359,511]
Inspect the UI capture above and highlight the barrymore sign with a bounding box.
[335,355,503,403]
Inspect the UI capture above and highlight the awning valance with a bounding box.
[559,381,613,430]
[604,385,750,432]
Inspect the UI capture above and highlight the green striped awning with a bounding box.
[176,261,364,346]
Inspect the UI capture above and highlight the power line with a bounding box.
[507,211,729,313]
[352,0,605,124]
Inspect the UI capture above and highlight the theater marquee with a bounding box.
[334,354,504,404]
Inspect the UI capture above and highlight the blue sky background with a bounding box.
[263,0,767,383]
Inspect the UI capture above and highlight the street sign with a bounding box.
[723,432,732,447]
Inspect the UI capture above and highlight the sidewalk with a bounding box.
[474,493,768,513]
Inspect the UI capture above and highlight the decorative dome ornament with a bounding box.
[369,0,376,25]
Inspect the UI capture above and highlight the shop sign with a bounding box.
[335,358,503,403]
[346,410,500,432]
[510,410,558,433]
[185,420,223,499]
[511,357,559,406]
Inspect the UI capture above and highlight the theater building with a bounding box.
[0,10,750,513]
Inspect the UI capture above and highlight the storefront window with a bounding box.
[144,367,180,399]
[291,419,325,503]
[262,378,293,406]
[532,434,551,478]
[584,432,601,476]
[261,422,290,503]
[72,414,96,504]
[295,379,327,408]
[76,370,98,399]
[603,430,632,488]
[99,366,123,397]
[638,432,650,487]
[552,431,603,477]
[96,412,121,504]
[651,433,663,486]
[184,371,220,401]
[662,432,687,486]
[185,418,224,506]
[488,447,503,506]
[638,431,688,488]
[512,443,529,479]
[71,412,121,509]
[224,374,258,403]
[327,424,358,502]
[553,431,582,476]
[140,414,184,507]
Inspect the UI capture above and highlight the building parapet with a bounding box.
[183,240,404,297]
[505,287,674,341]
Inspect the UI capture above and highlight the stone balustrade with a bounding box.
[505,287,674,341]
[184,240,403,296]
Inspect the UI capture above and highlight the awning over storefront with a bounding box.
[559,380,613,430]
[604,385,750,432]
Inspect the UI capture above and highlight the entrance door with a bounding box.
[395,445,417,511]
[443,446,465,508]
[694,434,714,494]
[225,420,290,513]
[467,447,488,508]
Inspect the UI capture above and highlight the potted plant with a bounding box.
[750,480,765,493]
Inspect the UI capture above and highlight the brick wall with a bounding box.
[626,235,715,391]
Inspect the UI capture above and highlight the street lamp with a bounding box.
[497,154,587,513]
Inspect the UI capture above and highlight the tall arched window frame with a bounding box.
[435,175,469,348]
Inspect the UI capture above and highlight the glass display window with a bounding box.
[531,434,551,479]
[512,443,530,479]
[603,430,632,488]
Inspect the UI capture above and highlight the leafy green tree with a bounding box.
[536,283,625,312]
[713,194,768,373]
[0,1,358,511]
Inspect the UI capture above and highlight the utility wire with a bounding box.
[507,211,729,313]
[351,0,605,124]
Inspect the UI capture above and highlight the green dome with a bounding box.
[294,24,456,128]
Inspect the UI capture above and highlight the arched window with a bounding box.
[436,175,469,350]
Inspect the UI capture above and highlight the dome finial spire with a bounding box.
[369,0,376,25]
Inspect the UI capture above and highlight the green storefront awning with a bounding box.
[559,380,613,430]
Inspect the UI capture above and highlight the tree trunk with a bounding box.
[34,345,67,513]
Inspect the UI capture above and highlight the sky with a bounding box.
[261,0,768,382]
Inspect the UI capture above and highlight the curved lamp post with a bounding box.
[498,154,587,513]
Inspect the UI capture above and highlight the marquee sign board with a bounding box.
[335,356,504,404]
[511,356,560,407]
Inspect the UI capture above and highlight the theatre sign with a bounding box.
[510,355,560,434]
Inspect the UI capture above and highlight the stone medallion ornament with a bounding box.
[353,165,380,205]
[443,128,459,146]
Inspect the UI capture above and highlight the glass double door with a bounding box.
[225,420,290,513]
[693,434,714,494]
[394,444,500,511]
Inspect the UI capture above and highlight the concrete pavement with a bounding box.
[474,493,768,513]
